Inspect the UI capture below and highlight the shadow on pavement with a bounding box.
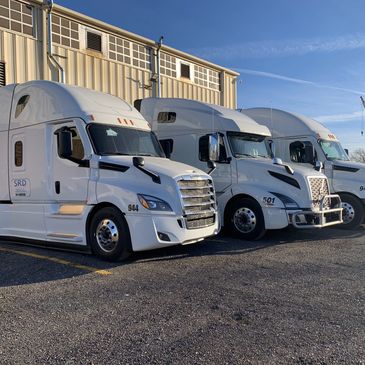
[131,225,365,263]
[0,225,363,286]
[0,241,120,288]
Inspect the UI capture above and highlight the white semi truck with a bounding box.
[135,98,342,240]
[0,81,219,261]
[241,108,365,229]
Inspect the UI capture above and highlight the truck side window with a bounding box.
[14,141,23,167]
[56,127,84,161]
[15,95,30,118]
[159,139,174,156]
[199,135,227,162]
[157,112,176,123]
[199,135,209,162]
[290,141,313,163]
[69,127,85,160]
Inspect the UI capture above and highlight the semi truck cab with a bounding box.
[0,81,219,261]
[136,98,343,240]
[242,108,365,229]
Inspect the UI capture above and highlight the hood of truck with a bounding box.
[95,156,213,216]
[100,156,205,179]
[235,157,326,208]
[329,160,365,199]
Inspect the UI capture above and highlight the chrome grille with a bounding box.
[308,177,330,210]
[177,177,216,229]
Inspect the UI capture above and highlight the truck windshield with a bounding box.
[318,139,349,161]
[227,132,270,158]
[88,124,164,157]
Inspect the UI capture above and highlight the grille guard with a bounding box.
[291,194,343,229]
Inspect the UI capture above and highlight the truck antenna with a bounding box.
[360,96,365,136]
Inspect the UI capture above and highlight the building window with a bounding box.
[194,66,220,90]
[14,141,23,167]
[208,69,220,90]
[86,31,102,52]
[0,0,33,36]
[109,35,131,64]
[52,15,79,49]
[132,43,151,70]
[194,65,208,88]
[0,61,5,87]
[180,63,191,79]
[160,52,176,78]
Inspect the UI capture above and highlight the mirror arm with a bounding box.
[207,161,216,175]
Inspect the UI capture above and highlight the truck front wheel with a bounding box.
[338,193,364,229]
[89,207,132,261]
[226,198,266,240]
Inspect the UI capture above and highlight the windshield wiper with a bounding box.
[136,153,155,157]
[235,153,256,158]
[100,152,130,156]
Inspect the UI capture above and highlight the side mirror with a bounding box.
[304,144,315,164]
[272,157,284,166]
[315,160,323,171]
[207,160,216,175]
[268,140,275,158]
[133,157,145,167]
[57,130,73,159]
[344,148,349,156]
[208,133,220,162]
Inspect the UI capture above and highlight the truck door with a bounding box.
[49,121,90,202]
[8,131,46,240]
[195,133,231,193]
[210,134,232,193]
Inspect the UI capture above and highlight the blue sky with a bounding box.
[57,0,365,152]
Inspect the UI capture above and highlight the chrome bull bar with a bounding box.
[291,194,343,229]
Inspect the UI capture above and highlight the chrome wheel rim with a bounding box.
[96,219,119,253]
[233,207,257,233]
[341,202,355,224]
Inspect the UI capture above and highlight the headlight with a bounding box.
[271,192,299,209]
[137,194,172,212]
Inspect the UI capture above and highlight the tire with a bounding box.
[338,193,364,230]
[89,207,132,261]
[225,198,266,240]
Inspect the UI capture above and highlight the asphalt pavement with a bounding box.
[0,226,364,365]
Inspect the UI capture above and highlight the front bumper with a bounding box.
[125,212,219,252]
[290,194,343,229]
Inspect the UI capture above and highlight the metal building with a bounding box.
[0,0,239,108]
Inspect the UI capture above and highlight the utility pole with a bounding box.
[360,96,365,136]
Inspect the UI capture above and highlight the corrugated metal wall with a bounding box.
[49,44,154,102]
[0,29,41,84]
[0,1,237,108]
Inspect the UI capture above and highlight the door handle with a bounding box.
[55,181,60,194]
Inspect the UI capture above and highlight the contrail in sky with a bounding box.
[233,68,365,96]
[191,34,365,60]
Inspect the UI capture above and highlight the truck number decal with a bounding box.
[263,197,276,206]
[360,186,365,192]
[128,204,139,212]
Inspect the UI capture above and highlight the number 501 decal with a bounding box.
[263,197,276,206]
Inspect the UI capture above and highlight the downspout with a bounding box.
[44,0,65,83]
[156,36,163,98]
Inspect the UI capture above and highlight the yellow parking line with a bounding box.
[0,247,112,276]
